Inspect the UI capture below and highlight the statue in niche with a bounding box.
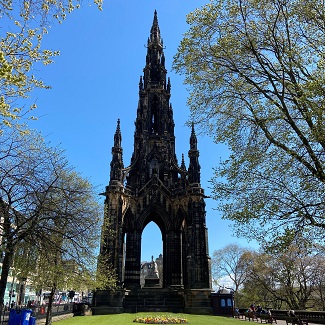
[147,255,159,277]
[144,255,160,287]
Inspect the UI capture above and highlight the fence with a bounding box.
[0,303,74,325]
[271,310,325,324]
[236,309,325,324]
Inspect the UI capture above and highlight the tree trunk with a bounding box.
[0,244,14,311]
[45,284,56,325]
[0,198,16,312]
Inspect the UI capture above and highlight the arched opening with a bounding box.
[140,221,163,288]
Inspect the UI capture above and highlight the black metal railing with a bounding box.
[0,303,74,325]
[236,309,325,324]
[271,310,325,324]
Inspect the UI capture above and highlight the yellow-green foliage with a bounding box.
[0,0,102,132]
[173,0,325,248]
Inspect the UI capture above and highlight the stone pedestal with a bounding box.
[91,289,125,315]
[144,277,160,287]
[184,289,213,315]
[144,256,161,287]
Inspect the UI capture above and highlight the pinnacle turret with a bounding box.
[114,119,122,148]
[181,153,186,170]
[188,123,201,184]
[190,122,197,150]
[110,119,124,183]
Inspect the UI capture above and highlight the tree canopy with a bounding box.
[212,242,325,310]
[174,0,325,248]
[0,0,102,132]
[245,241,325,310]
[212,244,249,292]
[0,128,106,311]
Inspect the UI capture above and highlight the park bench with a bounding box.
[234,311,244,319]
[259,313,277,324]
[285,317,308,325]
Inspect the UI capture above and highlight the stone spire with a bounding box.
[149,10,162,46]
[143,10,167,89]
[127,11,178,191]
[109,119,124,183]
[188,122,201,184]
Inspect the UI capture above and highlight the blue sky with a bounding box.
[28,1,257,262]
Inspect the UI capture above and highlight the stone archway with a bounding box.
[140,221,163,288]
[122,205,185,290]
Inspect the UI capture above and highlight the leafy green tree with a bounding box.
[0,0,102,131]
[174,0,325,248]
[0,128,59,309]
[242,241,325,310]
[29,168,105,325]
[312,246,325,310]
[0,128,108,314]
[237,252,280,309]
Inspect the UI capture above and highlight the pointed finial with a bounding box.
[139,76,143,91]
[167,77,171,92]
[181,153,187,170]
[114,119,122,147]
[190,122,197,150]
[150,10,161,44]
[191,122,196,135]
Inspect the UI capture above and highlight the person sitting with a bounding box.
[256,305,263,315]
[246,307,256,321]
[234,307,240,318]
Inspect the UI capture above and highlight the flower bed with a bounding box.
[133,315,189,324]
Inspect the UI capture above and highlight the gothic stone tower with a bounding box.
[97,11,212,314]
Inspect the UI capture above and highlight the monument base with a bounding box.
[184,289,213,315]
[144,277,160,287]
[92,287,213,315]
[91,289,125,315]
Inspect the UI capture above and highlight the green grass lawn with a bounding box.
[55,313,241,325]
